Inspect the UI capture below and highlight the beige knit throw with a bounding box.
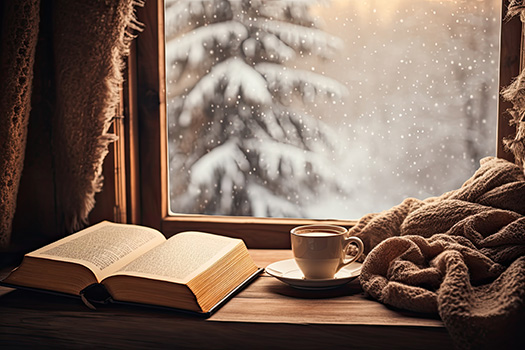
[351,157,525,349]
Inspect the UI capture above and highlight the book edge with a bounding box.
[0,267,264,318]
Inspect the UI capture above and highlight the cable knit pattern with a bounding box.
[352,157,525,349]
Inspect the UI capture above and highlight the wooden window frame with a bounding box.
[100,0,522,248]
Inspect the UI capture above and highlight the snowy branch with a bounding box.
[256,62,348,104]
[187,139,248,193]
[254,0,323,27]
[179,58,272,126]
[247,183,303,217]
[165,0,233,38]
[256,19,342,58]
[242,34,296,63]
[248,106,339,154]
[166,21,248,76]
[244,137,342,188]
[254,108,286,140]
[285,108,341,152]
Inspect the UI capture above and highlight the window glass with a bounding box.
[164,0,501,219]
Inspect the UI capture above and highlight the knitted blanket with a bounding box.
[350,157,525,349]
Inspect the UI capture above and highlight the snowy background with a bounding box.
[164,0,501,220]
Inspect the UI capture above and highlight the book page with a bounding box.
[111,232,240,284]
[29,222,166,280]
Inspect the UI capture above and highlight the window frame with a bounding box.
[121,0,523,248]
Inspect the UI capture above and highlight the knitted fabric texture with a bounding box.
[351,157,525,349]
[51,0,142,233]
[0,0,142,247]
[0,0,40,248]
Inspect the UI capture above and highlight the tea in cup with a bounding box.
[291,225,364,280]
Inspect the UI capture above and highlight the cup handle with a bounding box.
[341,236,364,266]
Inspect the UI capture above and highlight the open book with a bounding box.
[2,221,261,315]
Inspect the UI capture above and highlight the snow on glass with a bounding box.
[164,0,501,219]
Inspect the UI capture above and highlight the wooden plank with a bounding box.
[161,218,358,249]
[0,305,452,350]
[0,249,453,349]
[212,288,444,327]
[135,0,163,231]
[123,42,142,225]
[211,250,444,328]
[0,289,452,349]
[248,248,293,266]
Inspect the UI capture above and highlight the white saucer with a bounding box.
[265,259,362,290]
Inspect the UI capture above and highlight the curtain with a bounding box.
[0,0,142,250]
[503,0,525,169]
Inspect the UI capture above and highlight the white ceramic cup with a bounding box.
[290,224,364,280]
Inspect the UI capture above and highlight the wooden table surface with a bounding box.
[0,249,454,349]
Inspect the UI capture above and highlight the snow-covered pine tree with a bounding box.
[165,0,348,217]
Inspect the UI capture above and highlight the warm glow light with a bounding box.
[313,0,501,24]
[310,1,408,24]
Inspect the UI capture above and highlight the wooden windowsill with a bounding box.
[0,249,453,349]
